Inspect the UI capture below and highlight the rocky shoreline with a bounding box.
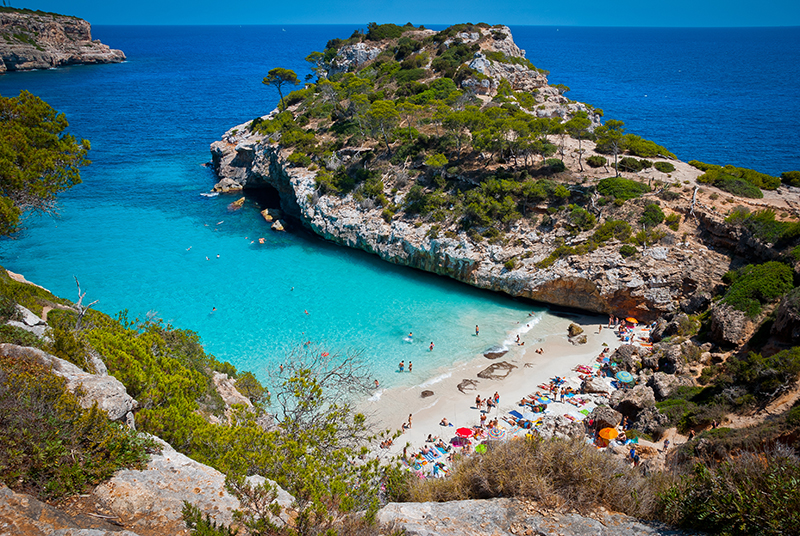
[0,9,124,72]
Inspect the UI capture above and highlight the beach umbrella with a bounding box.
[488,428,507,440]
[616,370,635,384]
[474,443,487,453]
[599,427,619,440]
[625,317,638,324]
[456,427,473,438]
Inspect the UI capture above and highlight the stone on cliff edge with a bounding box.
[610,385,656,418]
[589,406,623,430]
[0,344,136,422]
[710,302,753,346]
[377,497,686,536]
[772,288,800,343]
[92,436,294,536]
[6,305,48,339]
[648,372,695,400]
[0,483,141,536]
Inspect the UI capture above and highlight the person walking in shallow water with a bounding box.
[408,361,413,372]
[399,360,404,372]
[475,325,479,336]
[429,341,434,351]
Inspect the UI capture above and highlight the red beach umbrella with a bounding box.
[456,427,474,438]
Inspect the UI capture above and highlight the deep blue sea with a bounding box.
[0,25,797,389]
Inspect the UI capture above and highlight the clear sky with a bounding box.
[12,0,800,26]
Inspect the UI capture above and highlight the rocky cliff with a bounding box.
[0,9,124,72]
[211,127,731,322]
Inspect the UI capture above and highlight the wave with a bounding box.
[418,371,452,389]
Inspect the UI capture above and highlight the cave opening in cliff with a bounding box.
[246,185,282,210]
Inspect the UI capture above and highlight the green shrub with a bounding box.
[781,170,800,187]
[727,346,800,397]
[586,155,606,168]
[366,22,412,41]
[619,244,637,257]
[697,169,764,199]
[721,261,794,316]
[616,157,649,172]
[597,177,651,200]
[654,161,676,174]
[394,67,427,84]
[544,158,566,173]
[659,447,800,535]
[623,134,676,159]
[639,202,665,228]
[593,220,632,243]
[568,205,596,231]
[287,152,312,167]
[725,207,800,246]
[0,351,154,499]
[665,213,681,231]
[691,160,779,191]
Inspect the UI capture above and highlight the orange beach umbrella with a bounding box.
[598,427,619,440]
[625,317,638,324]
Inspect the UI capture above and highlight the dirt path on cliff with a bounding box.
[721,383,800,429]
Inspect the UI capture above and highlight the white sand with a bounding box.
[358,310,628,462]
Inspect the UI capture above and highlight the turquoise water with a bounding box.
[0,27,541,388]
[1,25,797,389]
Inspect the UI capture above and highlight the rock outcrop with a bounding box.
[710,302,754,346]
[0,343,137,423]
[0,9,125,72]
[0,483,140,536]
[378,498,690,536]
[91,436,294,536]
[610,385,656,419]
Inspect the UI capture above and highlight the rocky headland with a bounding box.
[0,8,124,72]
[207,23,797,322]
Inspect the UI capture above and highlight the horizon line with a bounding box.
[90,23,800,29]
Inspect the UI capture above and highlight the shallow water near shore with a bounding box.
[0,25,797,391]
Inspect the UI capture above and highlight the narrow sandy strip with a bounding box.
[360,311,626,462]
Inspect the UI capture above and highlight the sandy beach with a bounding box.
[359,310,627,464]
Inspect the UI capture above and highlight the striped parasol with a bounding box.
[488,427,507,440]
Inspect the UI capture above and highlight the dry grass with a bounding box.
[407,436,671,518]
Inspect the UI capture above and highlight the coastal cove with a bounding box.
[1,24,798,392]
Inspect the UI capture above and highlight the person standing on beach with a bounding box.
[475,325,479,336]
[407,414,413,428]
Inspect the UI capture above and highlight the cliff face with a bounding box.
[0,10,125,72]
[211,129,730,322]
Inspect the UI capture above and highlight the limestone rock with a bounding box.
[377,497,687,536]
[261,207,283,223]
[483,346,508,359]
[91,436,294,535]
[0,11,125,73]
[0,483,140,536]
[227,197,245,210]
[477,361,517,380]
[582,377,610,394]
[632,407,668,439]
[772,288,800,343]
[651,343,686,375]
[588,406,623,430]
[710,302,753,346]
[212,177,243,193]
[567,323,584,337]
[570,334,587,345]
[213,372,253,408]
[0,344,137,422]
[610,385,656,418]
[611,344,648,372]
[271,220,285,232]
[329,43,381,74]
[648,372,695,400]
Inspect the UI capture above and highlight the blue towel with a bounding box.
[436,446,448,455]
[510,410,523,419]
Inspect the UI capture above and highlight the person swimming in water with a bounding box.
[429,341,434,351]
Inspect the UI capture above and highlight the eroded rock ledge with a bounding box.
[210,133,728,322]
[0,10,125,72]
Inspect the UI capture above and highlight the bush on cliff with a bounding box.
[0,350,154,500]
[690,160,780,191]
[782,170,800,187]
[596,177,650,200]
[586,155,606,168]
[721,261,794,317]
[725,207,800,246]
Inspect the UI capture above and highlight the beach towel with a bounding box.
[579,409,590,416]
[422,451,439,462]
[510,410,524,420]
[436,446,448,455]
